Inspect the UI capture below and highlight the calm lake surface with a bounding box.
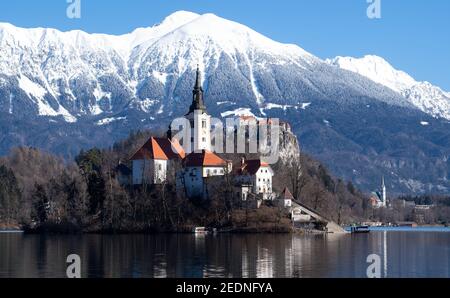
[1,230,450,278]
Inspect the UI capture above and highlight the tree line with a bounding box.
[2,129,447,232]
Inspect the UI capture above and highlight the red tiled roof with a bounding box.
[281,187,294,200]
[237,159,270,176]
[130,137,185,161]
[170,138,186,159]
[184,150,227,167]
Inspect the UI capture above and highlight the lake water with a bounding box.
[1,230,450,278]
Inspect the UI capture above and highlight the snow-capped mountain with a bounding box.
[327,55,450,120]
[1,11,450,194]
[0,11,411,123]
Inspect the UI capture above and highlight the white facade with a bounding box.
[254,167,274,195]
[203,166,225,177]
[236,165,274,200]
[236,184,253,201]
[187,110,211,153]
[132,159,168,185]
[180,165,227,199]
[277,198,292,208]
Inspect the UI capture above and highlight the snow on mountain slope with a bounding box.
[128,12,318,89]
[1,11,450,194]
[0,11,444,124]
[0,11,320,121]
[328,55,450,120]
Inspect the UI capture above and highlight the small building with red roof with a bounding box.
[235,157,274,200]
[277,187,294,208]
[178,150,231,199]
[130,137,185,185]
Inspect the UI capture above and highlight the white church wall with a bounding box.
[132,159,168,185]
[202,167,225,178]
[188,111,211,153]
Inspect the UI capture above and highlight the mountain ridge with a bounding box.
[327,55,450,120]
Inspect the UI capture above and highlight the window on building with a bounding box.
[214,169,217,174]
[202,137,206,142]
[202,120,207,128]
[158,164,162,171]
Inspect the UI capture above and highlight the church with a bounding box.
[369,177,388,208]
[130,66,236,199]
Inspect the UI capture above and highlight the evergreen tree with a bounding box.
[0,165,22,224]
[31,184,49,224]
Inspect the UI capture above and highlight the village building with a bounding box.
[235,157,274,201]
[130,137,185,185]
[177,150,231,199]
[276,187,294,208]
[369,176,388,208]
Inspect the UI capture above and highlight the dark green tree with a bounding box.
[31,184,49,224]
[0,165,22,225]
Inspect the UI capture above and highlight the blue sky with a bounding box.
[1,0,449,90]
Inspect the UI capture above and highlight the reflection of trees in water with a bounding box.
[1,232,450,277]
[0,234,344,278]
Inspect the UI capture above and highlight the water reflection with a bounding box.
[0,231,449,278]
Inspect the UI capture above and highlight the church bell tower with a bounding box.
[186,66,211,153]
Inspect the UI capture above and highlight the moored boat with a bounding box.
[349,225,370,233]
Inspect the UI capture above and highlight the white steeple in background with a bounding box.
[381,176,387,207]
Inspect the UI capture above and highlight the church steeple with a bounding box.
[381,176,387,207]
[188,65,207,113]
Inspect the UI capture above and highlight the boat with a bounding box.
[349,225,370,233]
[192,227,208,234]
